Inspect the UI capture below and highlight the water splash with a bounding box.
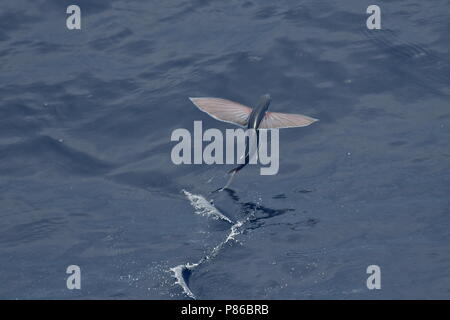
[171,190,250,299]
[169,264,196,299]
[170,218,246,299]
[182,189,233,223]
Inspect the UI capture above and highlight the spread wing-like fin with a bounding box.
[259,112,318,129]
[189,97,252,127]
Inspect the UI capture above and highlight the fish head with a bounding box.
[252,94,272,127]
[260,94,271,112]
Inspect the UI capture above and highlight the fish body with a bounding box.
[246,94,271,130]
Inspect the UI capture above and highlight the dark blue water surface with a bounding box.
[0,0,449,299]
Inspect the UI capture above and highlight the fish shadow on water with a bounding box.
[217,188,320,233]
[213,188,296,231]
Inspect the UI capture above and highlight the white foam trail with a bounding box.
[170,218,247,299]
[225,219,244,243]
[169,265,196,299]
[182,189,233,223]
[170,190,254,299]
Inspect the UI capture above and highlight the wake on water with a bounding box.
[170,190,249,299]
[182,190,233,224]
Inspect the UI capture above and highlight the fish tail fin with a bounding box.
[222,169,237,190]
[228,163,245,174]
[212,168,239,193]
[227,167,238,174]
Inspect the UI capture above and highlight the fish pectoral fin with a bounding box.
[258,111,318,129]
[189,97,252,127]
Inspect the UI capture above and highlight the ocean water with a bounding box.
[0,0,449,299]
